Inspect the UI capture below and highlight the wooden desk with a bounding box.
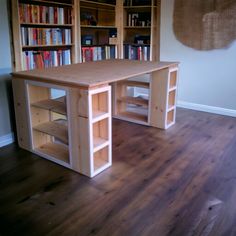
[12,59,179,177]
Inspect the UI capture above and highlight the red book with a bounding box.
[54,7,58,24]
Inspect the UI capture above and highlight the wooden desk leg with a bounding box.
[12,78,31,151]
[149,67,179,129]
[74,85,112,178]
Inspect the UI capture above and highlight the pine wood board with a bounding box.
[116,111,148,123]
[118,96,149,107]
[12,60,178,88]
[35,142,69,164]
[33,121,68,144]
[31,97,66,115]
[120,80,150,88]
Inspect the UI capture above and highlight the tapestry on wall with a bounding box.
[173,0,236,50]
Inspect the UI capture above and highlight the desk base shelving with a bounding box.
[12,59,178,178]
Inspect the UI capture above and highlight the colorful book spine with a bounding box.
[19,4,72,24]
[22,50,71,70]
[124,45,150,61]
[21,28,71,46]
[81,45,116,62]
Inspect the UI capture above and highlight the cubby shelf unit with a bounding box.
[88,86,112,177]
[113,66,179,129]
[26,81,71,168]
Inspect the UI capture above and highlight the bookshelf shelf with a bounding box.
[118,96,149,107]
[33,120,68,144]
[19,0,73,7]
[20,23,73,28]
[35,142,69,163]
[80,0,116,8]
[124,26,151,29]
[31,96,66,115]
[22,44,73,49]
[81,25,116,29]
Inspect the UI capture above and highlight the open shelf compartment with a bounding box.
[27,82,70,166]
[113,74,150,125]
[93,145,110,173]
[169,69,178,90]
[31,96,66,115]
[166,109,175,127]
[168,90,176,110]
[93,118,109,153]
[92,89,109,122]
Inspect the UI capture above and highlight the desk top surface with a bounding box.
[12,59,178,88]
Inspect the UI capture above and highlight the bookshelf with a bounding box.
[11,0,160,71]
[80,0,118,62]
[11,0,78,71]
[122,0,160,61]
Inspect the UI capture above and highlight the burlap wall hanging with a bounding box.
[173,0,236,50]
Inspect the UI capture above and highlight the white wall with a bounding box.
[160,0,236,114]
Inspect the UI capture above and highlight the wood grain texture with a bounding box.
[1,108,236,235]
[11,60,178,88]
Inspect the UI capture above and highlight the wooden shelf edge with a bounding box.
[81,25,116,29]
[93,139,109,153]
[93,161,111,177]
[113,112,149,126]
[31,96,66,115]
[92,111,109,123]
[34,142,70,165]
[168,105,175,112]
[118,96,149,107]
[33,120,68,144]
[124,26,151,29]
[169,86,177,92]
[119,80,150,88]
[80,0,116,8]
[19,0,73,7]
[22,44,73,49]
[20,23,73,28]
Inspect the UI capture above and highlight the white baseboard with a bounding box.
[177,100,236,118]
[0,133,15,148]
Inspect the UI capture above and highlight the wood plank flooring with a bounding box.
[1,108,236,236]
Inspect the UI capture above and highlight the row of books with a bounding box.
[127,13,151,27]
[124,45,150,61]
[19,4,72,24]
[22,50,71,70]
[21,28,72,46]
[81,46,117,62]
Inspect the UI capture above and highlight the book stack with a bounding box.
[124,45,150,61]
[21,28,72,46]
[81,46,116,62]
[19,4,72,24]
[22,50,71,70]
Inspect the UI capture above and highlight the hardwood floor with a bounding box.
[1,108,236,236]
